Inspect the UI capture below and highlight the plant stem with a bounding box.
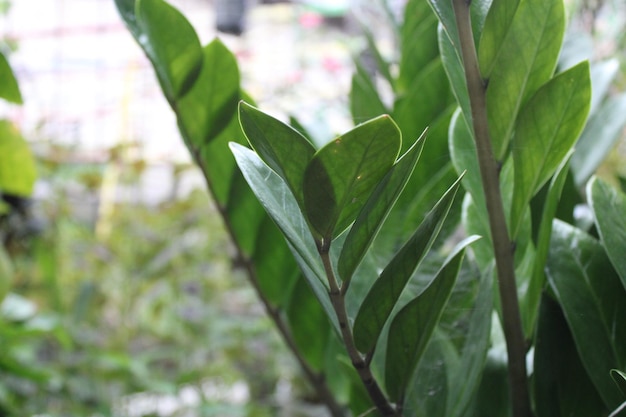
[319,247,399,417]
[451,1,532,417]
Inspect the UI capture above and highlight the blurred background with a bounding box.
[1,0,625,416]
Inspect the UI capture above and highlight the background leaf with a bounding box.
[0,120,37,197]
[534,295,608,417]
[485,0,565,160]
[510,61,591,237]
[303,115,401,241]
[546,220,626,409]
[0,51,23,104]
[589,177,626,288]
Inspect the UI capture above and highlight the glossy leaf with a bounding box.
[239,102,315,210]
[521,153,572,337]
[0,51,23,104]
[0,120,37,197]
[136,0,203,100]
[353,174,463,353]
[510,61,591,238]
[477,0,520,77]
[486,0,565,160]
[230,143,324,286]
[303,115,401,242]
[178,39,240,151]
[546,220,626,408]
[589,177,626,289]
[611,370,626,398]
[338,132,426,283]
[572,93,626,187]
[534,295,608,417]
[385,244,467,402]
[230,143,339,329]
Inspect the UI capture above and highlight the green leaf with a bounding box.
[611,370,626,398]
[485,0,565,160]
[0,120,37,196]
[178,39,240,150]
[361,28,394,89]
[589,177,626,289]
[572,93,626,187]
[230,143,340,328]
[393,59,453,154]
[303,115,401,242]
[0,245,13,302]
[546,220,626,408]
[477,0,520,77]
[446,263,494,417]
[136,0,203,100]
[338,132,426,284]
[353,174,463,353]
[286,277,331,372]
[439,26,472,129]
[239,102,315,210]
[385,244,468,402]
[534,295,609,417]
[398,0,439,91]
[510,61,591,238]
[230,143,323,286]
[521,152,572,337]
[350,60,388,125]
[0,51,22,104]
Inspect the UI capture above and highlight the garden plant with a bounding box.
[112,0,626,416]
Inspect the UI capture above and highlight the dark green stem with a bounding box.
[451,1,532,417]
[320,248,400,417]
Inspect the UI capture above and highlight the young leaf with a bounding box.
[135,0,203,100]
[0,51,23,104]
[303,115,401,242]
[238,102,315,210]
[353,174,464,353]
[338,132,426,284]
[485,0,565,160]
[477,0,520,77]
[385,243,468,402]
[589,177,626,289]
[510,61,591,238]
[546,220,626,408]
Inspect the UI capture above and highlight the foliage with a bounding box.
[115,0,626,415]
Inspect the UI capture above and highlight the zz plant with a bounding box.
[116,0,626,416]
